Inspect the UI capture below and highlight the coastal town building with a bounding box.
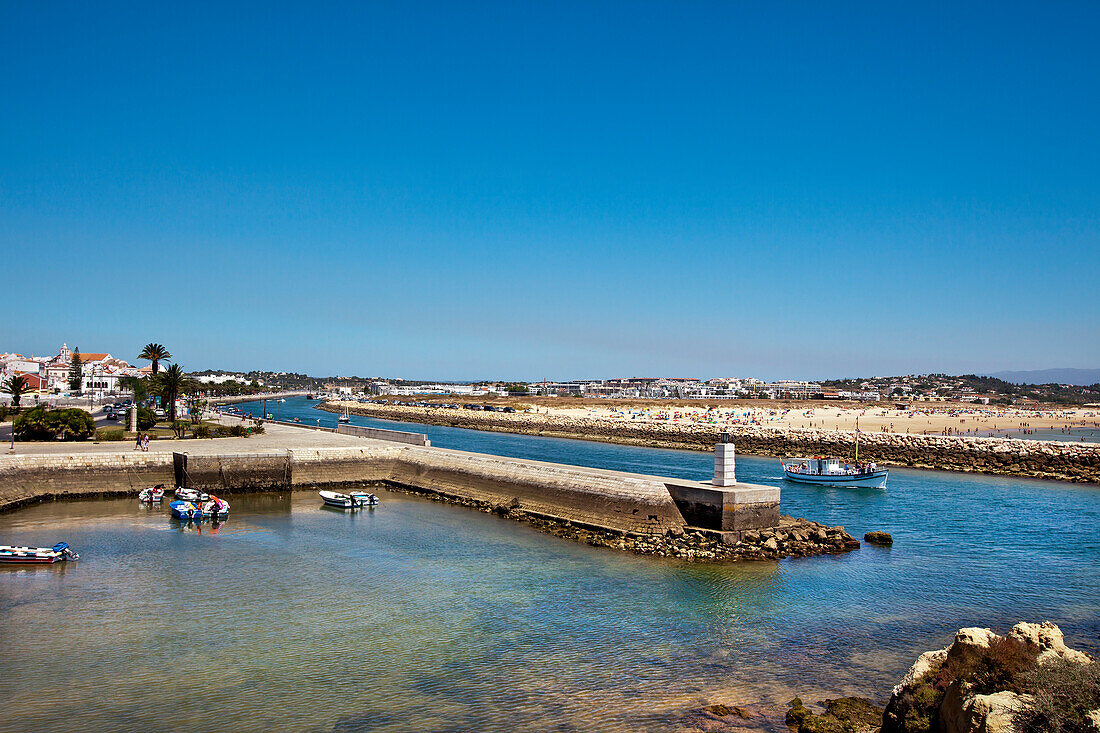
[0,343,150,397]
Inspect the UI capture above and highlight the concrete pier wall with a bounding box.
[173,444,693,534]
[0,453,174,511]
[336,424,430,446]
[0,441,777,537]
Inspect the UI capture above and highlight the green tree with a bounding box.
[157,363,186,421]
[137,343,172,375]
[119,375,148,405]
[69,348,83,392]
[137,406,158,430]
[14,406,96,441]
[2,375,32,414]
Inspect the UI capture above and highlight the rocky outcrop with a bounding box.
[865,531,893,546]
[883,622,1094,733]
[940,688,1029,733]
[320,401,1100,483]
[1007,621,1092,665]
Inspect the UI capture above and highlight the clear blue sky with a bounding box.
[2,2,1098,380]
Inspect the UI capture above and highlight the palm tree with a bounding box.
[158,364,186,421]
[2,375,32,414]
[119,375,149,405]
[138,343,172,375]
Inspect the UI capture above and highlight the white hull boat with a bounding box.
[202,496,231,517]
[0,542,79,564]
[174,487,209,502]
[320,490,378,509]
[138,486,166,502]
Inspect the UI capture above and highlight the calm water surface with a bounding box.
[1,396,1098,732]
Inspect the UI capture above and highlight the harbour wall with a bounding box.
[319,402,1100,484]
[336,424,430,446]
[175,444,697,535]
[2,442,762,536]
[0,453,174,511]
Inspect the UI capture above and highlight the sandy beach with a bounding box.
[537,401,1100,439]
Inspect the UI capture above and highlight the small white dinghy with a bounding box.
[174,487,209,502]
[138,486,166,503]
[350,491,379,507]
[202,495,230,518]
[320,490,379,509]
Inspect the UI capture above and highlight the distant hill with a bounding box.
[988,368,1100,386]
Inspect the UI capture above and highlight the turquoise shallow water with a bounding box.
[1,396,1098,732]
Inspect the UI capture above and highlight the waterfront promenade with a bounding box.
[2,412,367,457]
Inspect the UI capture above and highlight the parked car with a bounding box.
[502,406,516,413]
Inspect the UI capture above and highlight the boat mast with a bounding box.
[855,416,859,463]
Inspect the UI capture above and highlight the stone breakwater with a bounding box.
[381,481,860,561]
[322,402,1100,483]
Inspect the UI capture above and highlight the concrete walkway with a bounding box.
[1,412,366,457]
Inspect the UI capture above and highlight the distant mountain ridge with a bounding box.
[987,368,1100,386]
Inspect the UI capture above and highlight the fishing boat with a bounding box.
[174,487,209,502]
[319,490,377,509]
[780,417,888,488]
[0,542,80,564]
[338,407,351,423]
[202,496,230,518]
[780,457,888,488]
[169,501,204,520]
[350,490,379,507]
[320,490,354,508]
[138,485,166,502]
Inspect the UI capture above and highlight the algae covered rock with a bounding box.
[786,696,882,733]
[864,531,893,546]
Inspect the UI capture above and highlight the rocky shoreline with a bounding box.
[371,480,861,561]
[774,622,1097,733]
[320,401,1100,483]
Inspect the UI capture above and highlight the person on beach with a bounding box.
[135,433,142,450]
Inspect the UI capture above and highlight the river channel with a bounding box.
[1,396,1097,732]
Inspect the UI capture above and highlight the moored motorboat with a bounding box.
[202,496,230,518]
[138,485,166,502]
[169,501,204,520]
[350,491,379,507]
[174,487,209,502]
[320,490,377,509]
[320,490,354,508]
[780,457,888,488]
[0,542,79,564]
